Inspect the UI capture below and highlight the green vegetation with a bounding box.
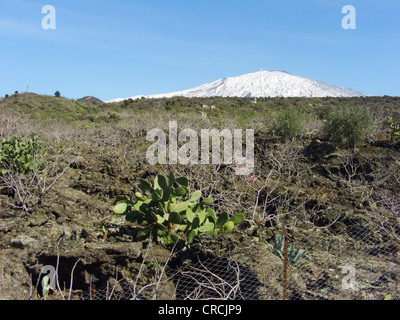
[266,233,306,264]
[54,91,61,98]
[273,108,304,139]
[0,93,101,121]
[388,116,400,142]
[113,173,244,246]
[0,136,44,175]
[322,105,374,147]
[88,112,122,123]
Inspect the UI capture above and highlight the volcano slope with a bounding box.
[0,94,399,300]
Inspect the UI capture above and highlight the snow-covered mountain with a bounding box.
[106,70,366,102]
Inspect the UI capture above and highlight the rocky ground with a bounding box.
[0,95,399,300]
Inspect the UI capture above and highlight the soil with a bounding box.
[1,96,400,300]
[1,135,399,300]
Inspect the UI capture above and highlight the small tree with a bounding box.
[54,91,61,98]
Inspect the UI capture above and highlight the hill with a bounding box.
[0,93,106,121]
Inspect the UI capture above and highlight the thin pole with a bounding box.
[281,220,288,300]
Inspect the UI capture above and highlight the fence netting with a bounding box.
[78,218,400,301]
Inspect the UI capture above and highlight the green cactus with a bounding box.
[113,172,245,246]
[0,135,44,175]
[266,234,306,264]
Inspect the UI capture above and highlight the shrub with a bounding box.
[108,112,121,121]
[388,116,400,142]
[54,91,61,98]
[273,108,304,140]
[113,172,244,246]
[89,112,121,122]
[323,105,374,147]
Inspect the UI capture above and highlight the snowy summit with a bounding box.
[107,70,366,102]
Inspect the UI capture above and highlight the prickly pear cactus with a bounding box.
[0,135,44,175]
[113,172,244,246]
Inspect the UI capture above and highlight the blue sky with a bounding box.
[0,0,399,100]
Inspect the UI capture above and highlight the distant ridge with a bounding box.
[106,70,367,102]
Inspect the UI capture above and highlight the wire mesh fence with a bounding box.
[77,218,400,301]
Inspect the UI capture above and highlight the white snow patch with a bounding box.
[106,70,367,103]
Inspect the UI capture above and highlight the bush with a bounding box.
[273,108,304,140]
[54,91,61,98]
[388,116,400,142]
[89,112,121,123]
[108,112,122,121]
[323,106,374,147]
